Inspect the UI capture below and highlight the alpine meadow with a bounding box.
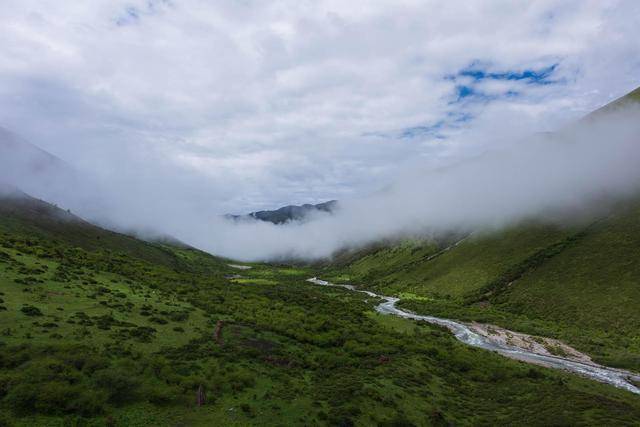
[1,2,640,426]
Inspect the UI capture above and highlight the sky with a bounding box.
[1,1,640,260]
[1,0,639,213]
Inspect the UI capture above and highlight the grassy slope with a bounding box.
[3,197,640,425]
[326,86,640,371]
[329,200,640,371]
[385,205,640,366]
[340,223,574,298]
[495,202,640,368]
[0,193,190,269]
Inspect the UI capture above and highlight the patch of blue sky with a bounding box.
[455,85,521,101]
[374,62,558,141]
[399,110,476,140]
[447,111,473,123]
[447,61,558,104]
[116,7,140,26]
[362,121,448,140]
[115,0,171,26]
[458,63,558,84]
[400,121,444,139]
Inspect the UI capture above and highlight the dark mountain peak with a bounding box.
[228,200,338,224]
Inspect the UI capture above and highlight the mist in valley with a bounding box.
[2,106,640,261]
[202,107,640,261]
[2,1,640,262]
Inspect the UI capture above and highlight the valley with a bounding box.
[307,278,640,394]
[1,193,640,425]
[2,3,640,425]
[322,200,640,375]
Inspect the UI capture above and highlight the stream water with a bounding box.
[307,277,640,394]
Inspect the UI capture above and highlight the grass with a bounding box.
[3,196,640,425]
[397,292,433,302]
[0,195,187,269]
[494,203,640,369]
[327,200,640,372]
[331,222,575,298]
[0,247,209,352]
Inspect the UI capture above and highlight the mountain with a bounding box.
[0,127,77,200]
[0,189,192,269]
[0,127,68,175]
[2,89,640,424]
[0,128,189,249]
[322,85,640,373]
[229,200,338,224]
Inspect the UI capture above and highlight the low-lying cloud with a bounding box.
[195,107,640,260]
[2,107,640,261]
[2,2,640,261]
[3,1,640,213]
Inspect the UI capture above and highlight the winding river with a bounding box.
[307,278,640,395]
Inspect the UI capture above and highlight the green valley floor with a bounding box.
[1,209,640,426]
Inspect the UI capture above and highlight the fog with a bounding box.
[200,107,640,260]
[3,1,640,262]
[3,106,639,261]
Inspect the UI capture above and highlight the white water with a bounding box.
[228,264,253,270]
[307,277,640,394]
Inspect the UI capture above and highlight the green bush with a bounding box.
[20,305,43,316]
[93,366,141,404]
[144,384,179,406]
[4,367,107,416]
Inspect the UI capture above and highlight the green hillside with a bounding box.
[325,87,640,373]
[3,195,640,425]
[0,191,186,269]
[327,201,640,370]
[339,222,575,298]
[494,201,640,368]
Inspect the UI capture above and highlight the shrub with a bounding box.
[145,384,179,405]
[3,362,107,417]
[168,311,189,322]
[93,367,140,404]
[240,403,255,417]
[21,305,43,316]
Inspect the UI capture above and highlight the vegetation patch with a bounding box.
[2,202,640,425]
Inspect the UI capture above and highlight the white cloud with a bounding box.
[0,0,639,256]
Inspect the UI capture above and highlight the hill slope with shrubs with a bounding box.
[2,194,640,425]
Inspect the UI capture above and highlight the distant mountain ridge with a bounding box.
[0,127,73,185]
[228,200,338,224]
[0,126,83,214]
[0,129,190,248]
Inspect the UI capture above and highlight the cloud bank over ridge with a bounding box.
[2,1,640,213]
[200,107,640,260]
[1,2,640,259]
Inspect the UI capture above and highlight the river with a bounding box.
[307,277,640,395]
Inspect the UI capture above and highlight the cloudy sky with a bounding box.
[1,0,640,215]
